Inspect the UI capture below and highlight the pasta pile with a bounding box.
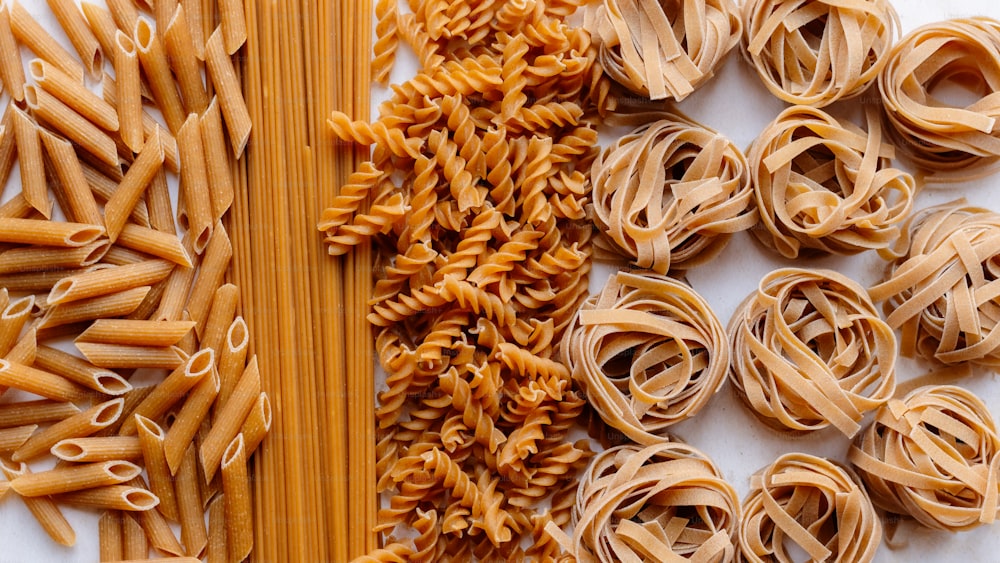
[729,268,897,437]
[739,452,882,562]
[746,105,916,259]
[562,270,729,445]
[587,0,742,102]
[879,17,1000,179]
[849,385,1000,531]
[0,0,266,561]
[742,0,899,106]
[589,111,757,274]
[568,442,740,562]
[870,200,1000,367]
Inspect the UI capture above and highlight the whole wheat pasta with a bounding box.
[40,286,150,329]
[57,485,160,512]
[0,295,33,354]
[75,342,185,369]
[52,436,143,462]
[0,218,104,248]
[588,0,741,101]
[131,484,186,556]
[133,17,186,133]
[121,512,148,559]
[0,193,32,220]
[134,415,180,523]
[729,268,897,436]
[82,163,150,228]
[117,224,192,267]
[45,0,103,78]
[10,105,50,219]
[99,510,124,562]
[77,319,196,347]
[146,169,176,234]
[114,30,144,154]
[0,399,79,429]
[561,270,729,444]
[204,28,252,156]
[176,443,208,556]
[747,105,916,258]
[0,6,24,103]
[12,398,124,462]
[590,111,755,273]
[879,17,1000,179]
[164,5,209,115]
[119,348,215,435]
[10,460,142,497]
[0,359,88,403]
[185,223,232,332]
[34,344,132,395]
[221,434,252,561]
[24,85,118,168]
[0,457,76,546]
[206,494,226,563]
[49,260,174,305]
[739,453,881,562]
[215,316,248,417]
[100,75,181,172]
[7,0,85,82]
[30,59,118,132]
[104,0,140,37]
[200,283,239,349]
[177,114,214,253]
[38,129,104,226]
[79,2,117,62]
[218,0,247,54]
[200,98,235,222]
[849,384,1000,531]
[6,327,35,366]
[155,266,196,323]
[0,424,36,453]
[164,367,219,474]
[200,355,259,480]
[239,392,271,456]
[105,130,166,243]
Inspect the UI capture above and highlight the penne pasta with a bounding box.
[117,224,192,267]
[146,168,175,234]
[45,0,103,79]
[40,286,152,329]
[0,457,76,546]
[75,342,185,370]
[6,326,35,366]
[205,28,251,156]
[114,31,143,154]
[0,359,89,403]
[155,262,196,323]
[239,392,271,457]
[127,477,185,555]
[200,283,238,350]
[78,319,197,347]
[49,259,174,305]
[38,129,104,226]
[52,435,143,462]
[24,85,118,168]
[121,512,148,559]
[134,17,185,133]
[0,424,37,453]
[0,242,109,274]
[125,277,168,321]
[30,59,118,132]
[57,485,160,511]
[164,367,219,474]
[0,218,103,247]
[34,344,132,395]
[0,110,14,190]
[101,75,180,172]
[164,5,208,115]
[81,162,149,229]
[206,493,226,563]
[153,0,177,32]
[0,295,34,355]
[119,348,215,435]
[105,0,139,39]
[101,246,150,265]
[0,399,80,429]
[200,356,259,480]
[8,0,84,82]
[179,0,205,60]
[99,510,124,562]
[221,434,252,562]
[12,398,124,462]
[185,223,231,333]
[104,129,165,243]
[10,459,142,497]
[0,269,86,293]
[216,316,249,417]
[94,386,155,438]
[177,114,214,254]
[175,311,199,357]
[0,6,24,103]
[219,0,247,54]
[200,98,235,222]
[176,443,208,556]
[134,415,180,523]
[79,2,116,64]
[10,105,50,219]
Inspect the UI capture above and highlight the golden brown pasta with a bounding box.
[57,485,160,512]
[164,367,219,474]
[10,460,143,497]
[0,424,36,453]
[200,356,259,480]
[24,84,118,168]
[0,457,76,546]
[205,28,252,156]
[164,5,209,115]
[200,98,235,222]
[30,58,118,132]
[8,0,85,82]
[39,286,151,330]
[119,348,215,435]
[114,30,144,154]
[176,443,208,556]
[77,319,196,347]
[177,113,214,254]
[0,6,24,103]
[34,344,132,396]
[12,398,124,462]
[75,342,185,369]
[45,0,103,78]
[0,399,80,429]
[221,434,253,562]
[0,359,88,403]
[104,129,165,243]
[133,16,186,133]
[99,510,124,562]
[49,260,174,305]
[52,436,143,463]
[134,414,180,523]
[38,129,104,226]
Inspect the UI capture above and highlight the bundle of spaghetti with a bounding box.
[729,268,897,437]
[869,200,1000,367]
[879,17,1000,180]
[747,105,916,259]
[742,0,900,106]
[848,384,1000,531]
[560,441,740,561]
[561,270,730,445]
[586,0,742,101]
[739,452,882,562]
[0,1,269,560]
[589,110,756,274]
[321,0,606,558]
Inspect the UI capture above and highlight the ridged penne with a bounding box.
[99,510,124,562]
[49,259,174,305]
[164,5,208,115]
[30,59,118,132]
[200,98,235,222]
[164,367,219,474]
[34,344,132,395]
[0,359,89,403]
[52,435,142,462]
[12,399,124,462]
[0,295,34,354]
[221,434,252,561]
[40,286,151,329]
[185,223,231,333]
[177,114,214,254]
[200,355,259,480]
[104,129,165,243]
[24,84,117,167]
[57,485,160,512]
[10,105,50,218]
[7,0,84,82]
[44,0,103,79]
[0,424,36,453]
[0,242,109,274]
[204,28,251,156]
[0,6,25,102]
[119,348,214,435]
[10,459,142,497]
[0,457,76,546]
[176,442,208,556]
[113,30,143,153]
[134,17,185,133]
[38,129,104,226]
[0,218,104,247]
[0,399,80,429]
[75,342,184,369]
[215,316,249,416]
[134,414,180,523]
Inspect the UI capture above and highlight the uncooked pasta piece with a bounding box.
[747,105,915,258]
[849,385,1000,531]
[561,270,729,444]
[729,268,897,436]
[739,453,881,562]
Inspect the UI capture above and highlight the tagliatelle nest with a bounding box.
[849,385,1000,532]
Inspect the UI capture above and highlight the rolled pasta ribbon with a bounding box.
[747,105,915,259]
[742,0,899,106]
[729,268,897,437]
[870,200,1000,367]
[590,112,756,273]
[561,270,729,444]
[739,452,881,563]
[879,17,1000,180]
[572,441,740,562]
[588,0,741,101]
[848,384,1000,531]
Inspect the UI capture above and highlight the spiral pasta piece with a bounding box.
[729,268,897,437]
[590,112,756,274]
[848,385,1000,531]
[571,442,740,562]
[739,453,881,563]
[870,200,1000,367]
[742,0,899,106]
[747,105,916,259]
[589,0,741,101]
[561,270,729,444]
[879,17,1000,179]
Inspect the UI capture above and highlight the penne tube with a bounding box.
[218,0,247,54]
[45,0,103,79]
[0,295,34,355]
[146,168,175,234]
[206,493,226,563]
[76,342,185,369]
[6,327,35,366]
[0,111,14,191]
[179,0,204,60]
[78,319,197,347]
[205,28,251,156]
[175,310,198,357]
[34,344,132,395]
[0,359,89,403]
[102,246,150,265]
[185,223,231,333]
[0,6,24,102]
[200,283,238,350]
[221,434,252,562]
[40,286,151,329]
[114,30,143,154]
[8,0,84,82]
[101,75,180,172]
[94,386,154,437]
[134,17,185,133]
[0,194,34,221]
[0,457,76,546]
[0,269,87,293]
[105,0,139,38]
[49,259,174,305]
[104,129,164,243]
[0,399,80,429]
[239,392,271,457]
[119,348,215,435]
[154,0,177,33]
[200,98,235,222]
[126,277,168,321]
[134,414,180,523]
[30,59,118,132]
[0,218,103,247]
[155,263,196,323]
[10,105,50,219]
[121,512,148,559]
[12,398,124,462]
[194,416,219,506]
[164,367,219,474]
[177,114,214,254]
[80,2,116,64]
[0,424,37,453]
[52,435,142,462]
[38,129,104,226]
[0,242,109,274]
[176,443,208,556]
[81,161,149,228]
[24,85,118,168]
[200,356,259,480]
[57,484,159,511]
[99,510,124,562]
[114,558,201,563]
[117,224,192,267]
[164,5,208,115]
[216,316,249,416]
[10,459,142,497]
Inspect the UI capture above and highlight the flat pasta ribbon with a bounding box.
[729,268,897,437]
